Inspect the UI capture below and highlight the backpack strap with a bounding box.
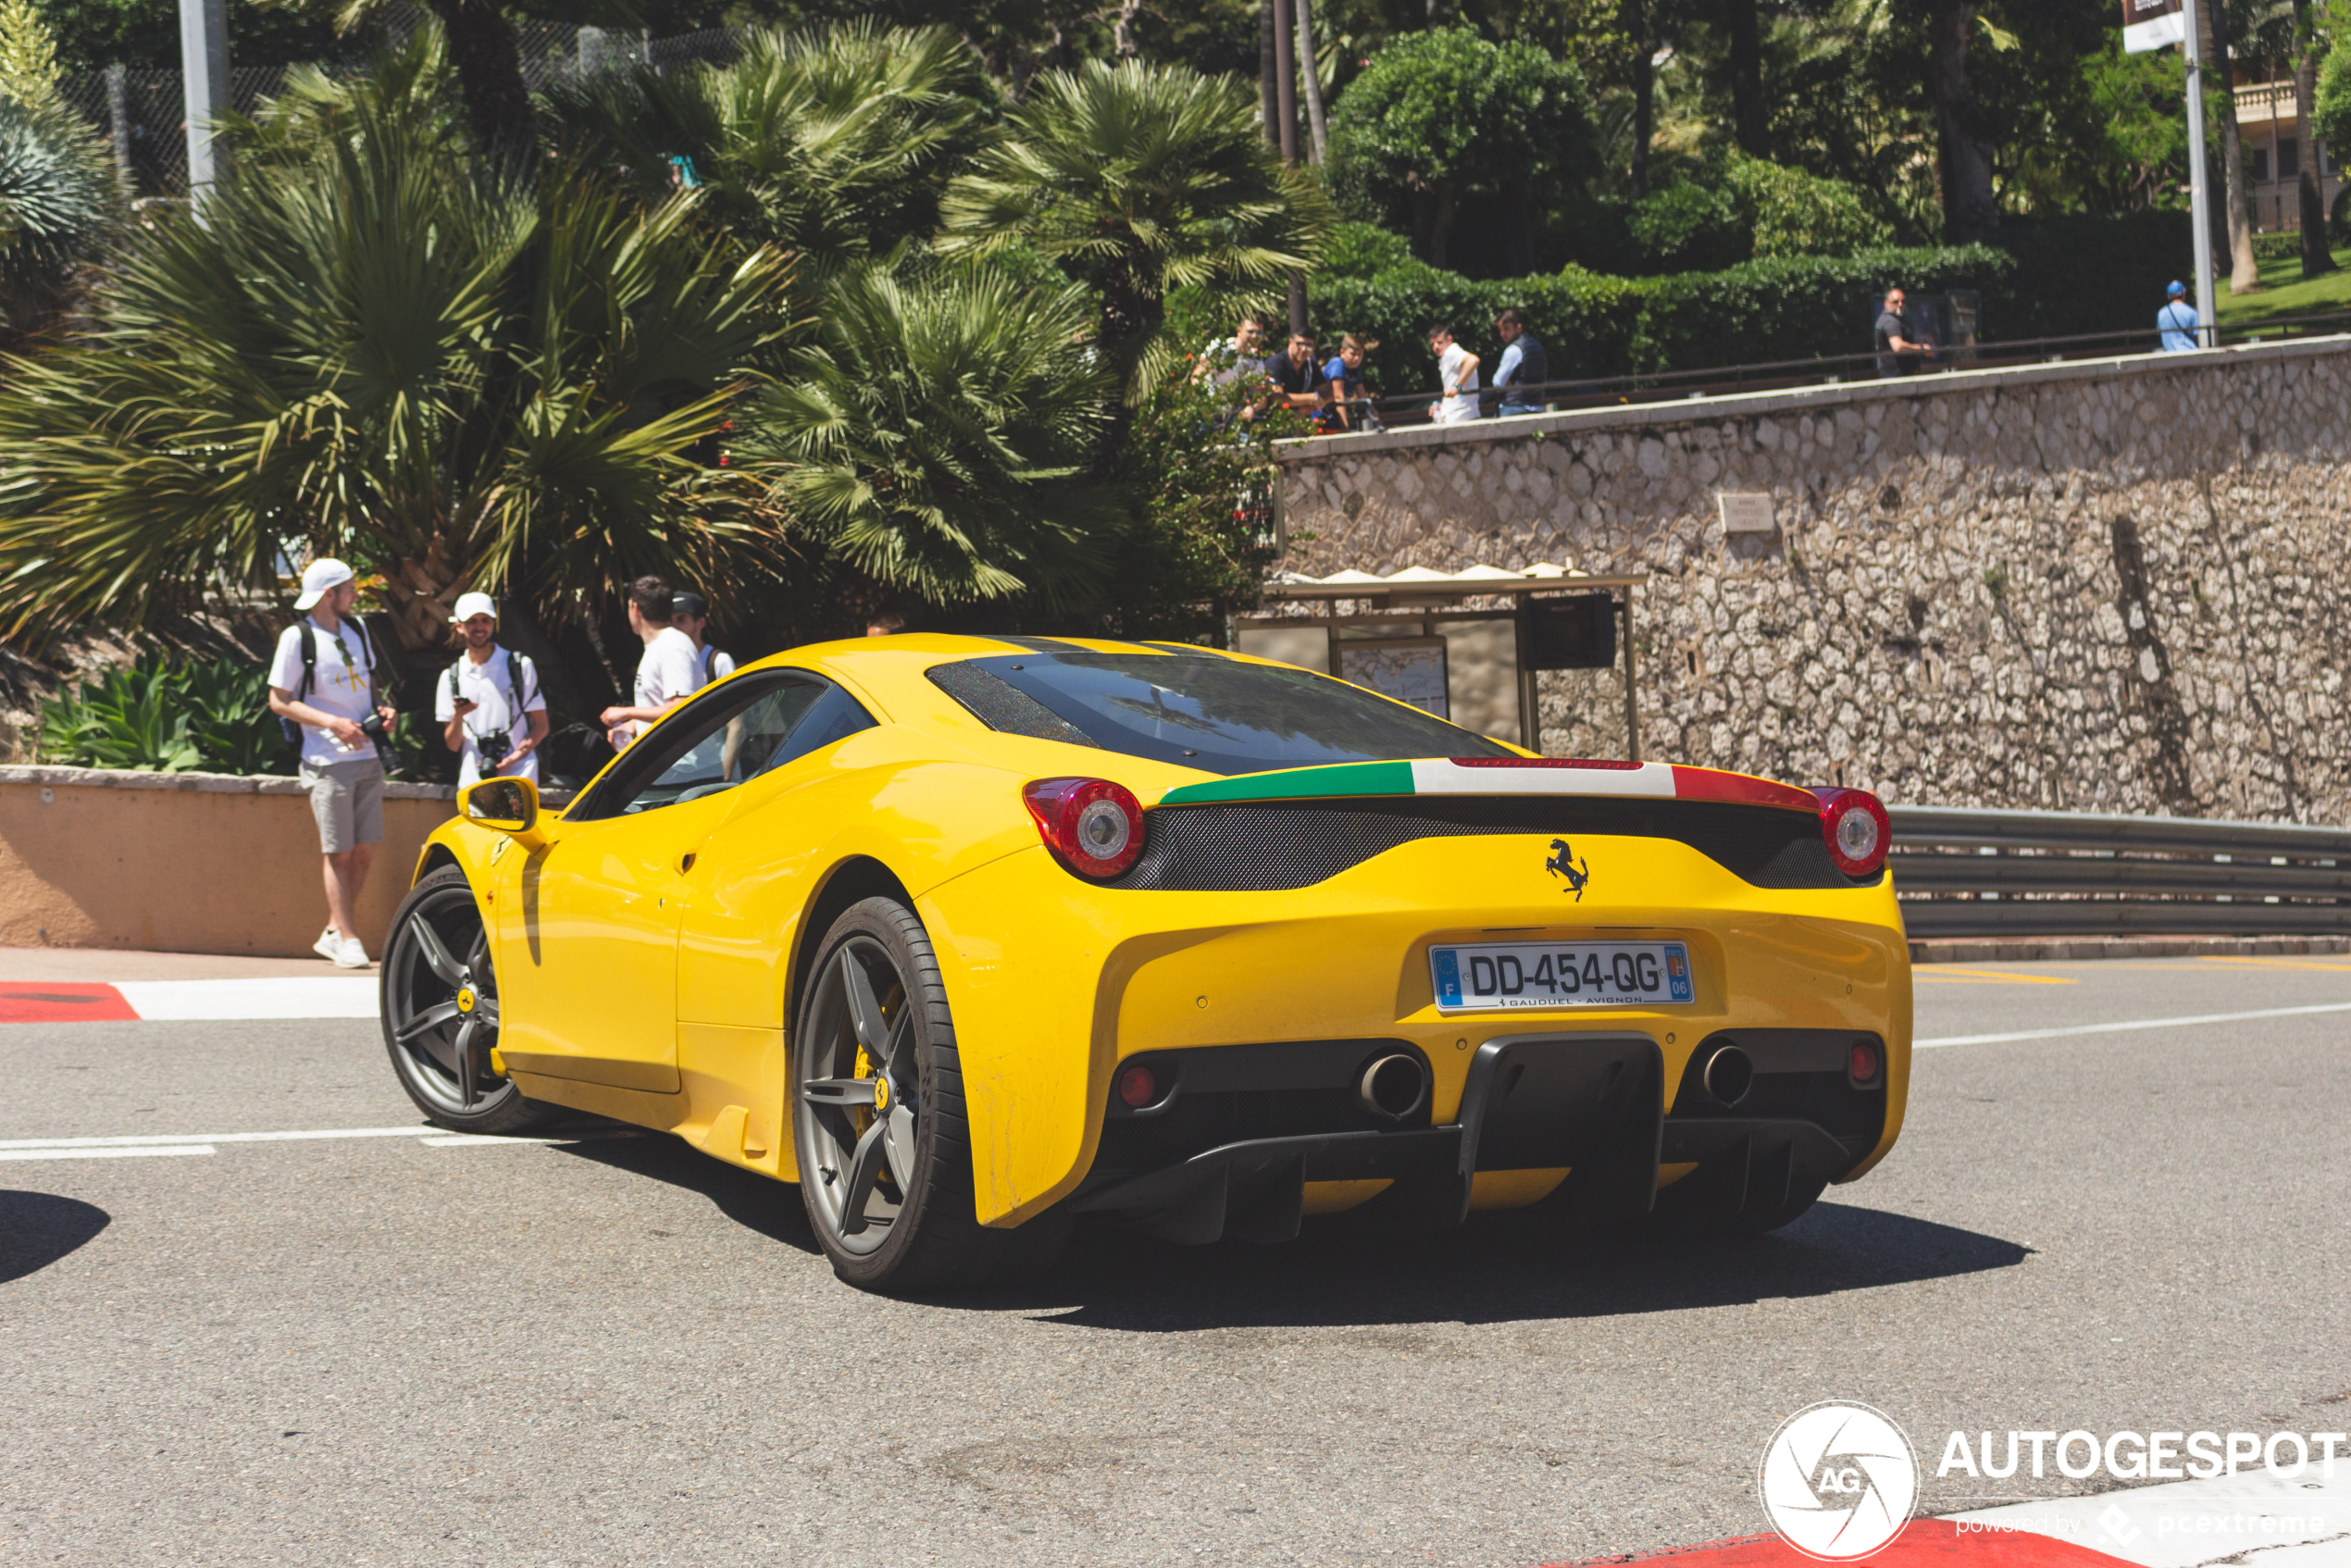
[508,650,529,716]
[296,621,317,703]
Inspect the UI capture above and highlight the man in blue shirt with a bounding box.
[1491,308,1549,416]
[2158,281,2201,353]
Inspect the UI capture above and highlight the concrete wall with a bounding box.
[0,765,454,956]
[1273,337,2351,821]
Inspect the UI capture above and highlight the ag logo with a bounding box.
[1758,1401,1918,1561]
[1545,839,1590,901]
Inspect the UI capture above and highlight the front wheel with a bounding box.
[379,866,565,1136]
[791,896,1067,1292]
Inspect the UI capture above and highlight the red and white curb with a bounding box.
[1569,1470,2351,1567]
[0,977,379,1023]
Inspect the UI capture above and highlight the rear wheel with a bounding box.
[791,896,1068,1292]
[380,866,565,1135]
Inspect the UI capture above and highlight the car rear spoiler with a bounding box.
[1156,757,1823,814]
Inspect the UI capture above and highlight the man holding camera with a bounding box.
[267,558,398,969]
[436,592,549,789]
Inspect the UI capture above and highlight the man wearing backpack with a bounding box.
[266,558,398,969]
[435,592,550,789]
[672,590,735,689]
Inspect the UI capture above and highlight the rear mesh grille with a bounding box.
[1113,798,1872,892]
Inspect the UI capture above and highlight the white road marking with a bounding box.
[110,977,379,1021]
[1916,1000,2351,1049]
[0,1126,435,1151]
[0,1145,216,1163]
[419,1135,561,1147]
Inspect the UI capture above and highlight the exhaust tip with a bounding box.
[1357,1052,1428,1120]
[1703,1044,1754,1108]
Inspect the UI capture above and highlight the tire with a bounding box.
[379,866,566,1136]
[791,896,1069,1292]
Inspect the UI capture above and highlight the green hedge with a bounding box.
[1308,245,2013,399]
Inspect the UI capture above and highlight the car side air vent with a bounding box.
[927,662,1100,748]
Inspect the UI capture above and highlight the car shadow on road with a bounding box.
[554,1133,824,1255]
[959,1201,2031,1331]
[0,1190,112,1285]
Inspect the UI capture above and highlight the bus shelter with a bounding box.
[1235,564,1648,758]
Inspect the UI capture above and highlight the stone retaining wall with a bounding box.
[1273,337,2351,821]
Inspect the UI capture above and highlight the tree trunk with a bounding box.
[1260,0,1278,149]
[1928,2,1998,244]
[1414,185,1459,269]
[1113,0,1141,58]
[385,542,464,652]
[2293,0,2338,276]
[1295,0,1328,163]
[1088,278,1159,481]
[1502,176,1535,274]
[1624,0,1653,199]
[1726,0,1766,156]
[2208,0,2262,293]
[422,0,533,162]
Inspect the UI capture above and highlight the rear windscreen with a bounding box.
[934,650,1515,776]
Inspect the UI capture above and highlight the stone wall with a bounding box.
[1272,338,2351,821]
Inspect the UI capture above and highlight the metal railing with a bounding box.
[1319,312,2351,435]
[1887,806,2351,938]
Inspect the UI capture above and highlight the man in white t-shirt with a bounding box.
[266,558,399,970]
[435,591,551,788]
[672,590,736,689]
[599,575,701,750]
[1425,324,1482,425]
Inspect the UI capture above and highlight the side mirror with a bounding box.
[461,776,544,844]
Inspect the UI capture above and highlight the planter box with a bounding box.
[0,765,456,958]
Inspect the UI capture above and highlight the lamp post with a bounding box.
[2183,0,2219,345]
[177,0,228,220]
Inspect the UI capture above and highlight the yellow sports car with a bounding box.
[380,635,1909,1291]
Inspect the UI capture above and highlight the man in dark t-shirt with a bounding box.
[1263,330,1335,420]
[1874,288,1932,377]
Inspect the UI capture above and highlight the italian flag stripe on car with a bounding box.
[1158,757,1821,813]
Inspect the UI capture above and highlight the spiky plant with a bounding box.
[738,264,1113,606]
[0,85,794,649]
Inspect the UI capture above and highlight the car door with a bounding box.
[492,672,828,1092]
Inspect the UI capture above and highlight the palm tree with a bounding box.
[938,57,1331,476]
[0,87,793,650]
[740,264,1114,606]
[544,23,990,278]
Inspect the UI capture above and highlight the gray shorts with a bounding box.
[301,756,385,853]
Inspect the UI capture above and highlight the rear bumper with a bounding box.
[1070,1028,1883,1243]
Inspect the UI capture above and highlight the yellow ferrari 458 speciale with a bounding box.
[379,634,1909,1291]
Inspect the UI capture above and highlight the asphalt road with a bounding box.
[5,955,2349,1566]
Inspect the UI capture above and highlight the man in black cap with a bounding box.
[673,590,736,690]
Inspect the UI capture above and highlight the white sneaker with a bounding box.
[314,927,342,964]
[333,937,371,969]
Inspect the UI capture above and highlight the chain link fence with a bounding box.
[53,16,753,198]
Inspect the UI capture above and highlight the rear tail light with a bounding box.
[1024,777,1146,879]
[1813,787,1891,877]
[1115,1062,1160,1108]
[1849,1039,1883,1086]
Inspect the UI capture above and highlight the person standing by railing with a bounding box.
[1320,335,1381,432]
[1491,309,1549,417]
[1874,288,1931,377]
[1425,324,1481,424]
[2158,281,2202,353]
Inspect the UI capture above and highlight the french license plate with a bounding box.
[1429,940,1694,1012]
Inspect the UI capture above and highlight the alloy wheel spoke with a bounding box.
[880,1104,916,1194]
[802,1076,878,1109]
[840,949,889,1056]
[465,927,488,972]
[453,1019,479,1111]
[472,995,499,1031]
[411,920,466,986]
[396,1000,460,1044]
[874,1006,912,1076]
[837,1118,890,1236]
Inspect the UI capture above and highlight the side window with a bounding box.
[568,673,877,821]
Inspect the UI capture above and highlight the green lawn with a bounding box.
[2217,250,2351,327]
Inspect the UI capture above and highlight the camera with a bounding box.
[477,730,514,776]
[357,711,390,743]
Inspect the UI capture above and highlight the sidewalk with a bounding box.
[0,947,378,1024]
[0,947,366,982]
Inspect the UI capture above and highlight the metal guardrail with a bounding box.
[1886,806,2351,937]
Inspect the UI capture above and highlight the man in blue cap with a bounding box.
[2158,281,2201,353]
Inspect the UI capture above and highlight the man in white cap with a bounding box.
[267,558,398,969]
[435,591,549,788]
